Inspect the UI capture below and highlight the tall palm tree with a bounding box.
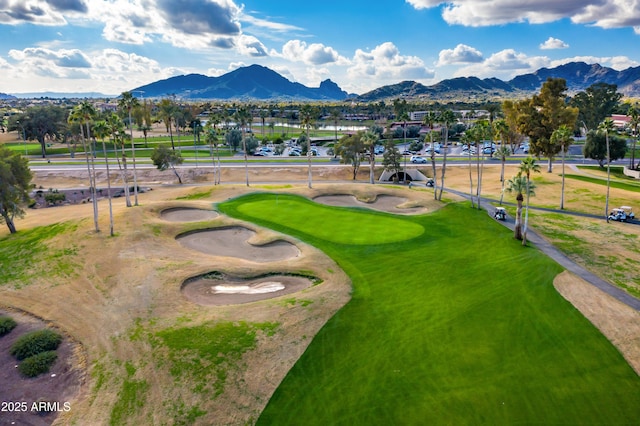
[519,157,541,245]
[361,130,378,184]
[493,119,510,204]
[205,122,220,185]
[118,92,141,206]
[107,113,132,207]
[461,130,475,208]
[551,125,574,210]
[437,109,456,201]
[598,118,615,222]
[259,109,268,139]
[330,109,341,147]
[300,104,315,189]
[505,174,536,240]
[69,101,99,232]
[234,107,252,186]
[422,111,438,199]
[471,120,490,209]
[93,120,114,236]
[158,99,176,150]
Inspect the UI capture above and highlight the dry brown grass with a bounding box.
[1,162,639,425]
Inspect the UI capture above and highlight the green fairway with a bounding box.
[218,194,640,425]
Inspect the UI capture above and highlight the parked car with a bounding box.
[410,156,427,164]
[374,146,385,154]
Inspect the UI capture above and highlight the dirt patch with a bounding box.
[554,271,640,375]
[176,226,300,262]
[160,207,219,222]
[181,273,314,306]
[313,194,426,214]
[0,309,84,426]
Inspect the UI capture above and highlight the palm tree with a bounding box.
[505,174,536,240]
[493,119,510,204]
[437,109,456,201]
[494,146,511,205]
[422,111,438,199]
[470,120,490,209]
[460,130,475,208]
[234,107,252,186]
[550,125,574,210]
[205,122,220,185]
[93,120,115,236]
[69,101,99,232]
[108,113,132,207]
[330,109,341,147]
[300,104,315,189]
[118,92,141,206]
[158,99,176,150]
[361,130,378,184]
[598,118,615,222]
[259,109,268,139]
[519,157,541,245]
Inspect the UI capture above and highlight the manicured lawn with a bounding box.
[218,194,640,425]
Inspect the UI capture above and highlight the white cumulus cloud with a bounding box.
[437,44,484,65]
[347,42,435,91]
[406,0,640,32]
[540,37,569,50]
[279,40,348,66]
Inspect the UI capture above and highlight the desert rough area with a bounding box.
[1,162,639,425]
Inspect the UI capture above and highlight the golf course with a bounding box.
[1,164,640,425]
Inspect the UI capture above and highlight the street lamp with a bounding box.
[17,120,27,155]
[193,120,198,168]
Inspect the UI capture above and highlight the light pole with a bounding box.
[17,120,27,155]
[130,90,144,206]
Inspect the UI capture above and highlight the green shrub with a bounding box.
[18,351,58,377]
[10,329,62,360]
[0,316,17,337]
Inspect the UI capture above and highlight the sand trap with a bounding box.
[176,226,299,262]
[161,207,219,222]
[314,194,422,214]
[181,273,314,305]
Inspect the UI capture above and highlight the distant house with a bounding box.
[610,114,631,130]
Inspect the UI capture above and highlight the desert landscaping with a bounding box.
[1,160,640,425]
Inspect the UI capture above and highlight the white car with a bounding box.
[410,156,427,164]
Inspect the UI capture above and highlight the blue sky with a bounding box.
[0,0,638,96]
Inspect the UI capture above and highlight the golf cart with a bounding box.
[621,206,635,220]
[609,206,635,222]
[494,207,507,221]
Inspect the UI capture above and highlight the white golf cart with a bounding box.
[494,207,507,221]
[608,206,635,222]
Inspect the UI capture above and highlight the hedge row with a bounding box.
[18,351,58,378]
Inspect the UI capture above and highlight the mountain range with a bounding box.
[131,64,351,101]
[7,62,640,101]
[130,62,640,101]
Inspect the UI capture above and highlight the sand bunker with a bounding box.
[182,273,314,305]
[176,226,299,262]
[161,207,219,222]
[314,194,422,214]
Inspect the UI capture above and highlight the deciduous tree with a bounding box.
[0,146,32,234]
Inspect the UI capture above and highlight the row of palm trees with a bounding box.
[68,93,142,236]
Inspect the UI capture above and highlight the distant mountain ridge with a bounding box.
[8,62,640,100]
[131,64,351,101]
[356,62,640,101]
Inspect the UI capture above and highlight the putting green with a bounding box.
[234,194,424,245]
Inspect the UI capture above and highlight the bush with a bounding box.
[0,316,17,337]
[10,329,62,360]
[18,351,58,377]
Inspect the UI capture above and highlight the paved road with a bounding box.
[444,186,640,311]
